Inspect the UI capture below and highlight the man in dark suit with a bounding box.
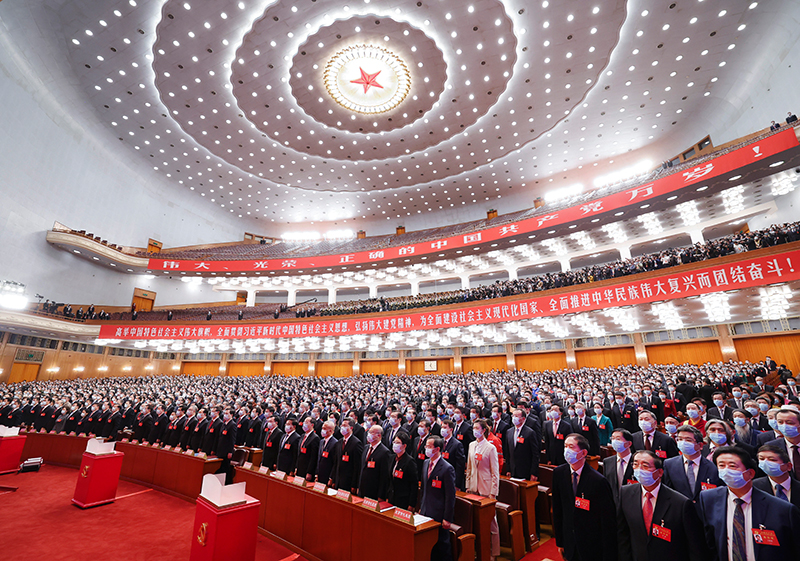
[188,408,208,451]
[675,376,697,403]
[401,410,419,440]
[707,392,734,422]
[261,415,284,470]
[216,407,237,484]
[101,404,123,438]
[133,404,153,442]
[617,450,706,561]
[420,435,456,561]
[244,408,263,447]
[754,443,800,509]
[611,393,639,434]
[295,417,321,481]
[662,425,722,502]
[333,418,363,494]
[571,402,600,456]
[632,410,679,459]
[178,406,198,450]
[202,407,224,456]
[414,420,432,476]
[234,408,250,447]
[452,407,474,451]
[347,410,367,445]
[148,404,168,444]
[699,446,800,561]
[276,418,300,474]
[121,401,136,429]
[382,411,406,449]
[358,425,392,500]
[490,405,510,438]
[552,434,617,561]
[168,406,188,447]
[543,406,573,465]
[441,419,466,491]
[770,407,800,479]
[604,429,636,505]
[317,420,338,485]
[505,408,540,479]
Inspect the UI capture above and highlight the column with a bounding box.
[688,229,704,245]
[219,354,228,376]
[308,353,316,377]
[245,289,257,307]
[264,354,272,376]
[564,339,577,369]
[398,350,406,375]
[453,347,462,375]
[505,343,516,372]
[559,258,571,272]
[716,324,739,362]
[352,352,360,377]
[619,246,632,261]
[460,275,470,290]
[632,332,649,367]
[410,281,420,296]
[507,268,518,281]
[287,288,297,306]
[368,285,378,299]
[327,287,337,305]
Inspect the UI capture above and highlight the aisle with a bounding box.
[0,464,305,561]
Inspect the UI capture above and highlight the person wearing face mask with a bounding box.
[316,420,338,486]
[766,407,800,479]
[756,408,782,447]
[382,411,406,449]
[504,408,540,481]
[216,407,237,483]
[489,404,510,439]
[244,407,262,447]
[593,403,613,446]
[699,446,800,561]
[633,410,679,459]
[544,405,573,466]
[401,409,418,438]
[611,391,639,434]
[234,407,250,447]
[552,434,617,561]
[387,431,419,511]
[148,404,168,445]
[603,429,636,505]
[178,405,198,450]
[202,406,224,457]
[261,415,284,470]
[618,450,705,561]
[571,402,600,456]
[662,425,722,503]
[440,419,467,491]
[414,420,432,476]
[786,377,800,399]
[708,392,734,423]
[276,418,300,475]
[162,411,179,447]
[295,417,320,481]
[753,443,800,509]
[132,403,153,443]
[358,425,391,501]
[420,435,456,561]
[101,403,124,439]
[466,420,501,560]
[452,406,475,451]
[333,418,363,494]
[703,420,740,462]
[682,400,707,436]
[728,387,746,411]
[731,409,760,450]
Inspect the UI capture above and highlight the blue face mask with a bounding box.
[733,417,746,428]
[634,468,658,487]
[718,467,749,489]
[611,439,628,454]
[777,423,800,439]
[665,423,678,434]
[759,403,770,412]
[638,420,653,433]
[564,447,580,465]
[687,409,699,420]
[678,440,697,456]
[733,391,742,399]
[758,459,785,478]
[709,432,727,445]
[713,400,724,409]
[746,407,759,417]
[768,418,779,431]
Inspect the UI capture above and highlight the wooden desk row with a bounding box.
[19,431,221,501]
[235,467,441,561]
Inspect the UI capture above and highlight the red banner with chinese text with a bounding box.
[104,249,800,341]
[147,129,798,273]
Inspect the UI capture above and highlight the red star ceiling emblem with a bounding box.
[350,67,383,94]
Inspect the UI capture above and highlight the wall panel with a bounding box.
[462,356,508,374]
[406,358,454,376]
[271,362,309,377]
[316,361,353,378]
[360,360,399,376]
[227,362,265,377]
[575,347,637,369]
[734,334,800,374]
[180,362,221,376]
[8,363,40,384]
[646,341,723,366]
[514,352,568,372]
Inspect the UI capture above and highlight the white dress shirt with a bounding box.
[726,488,755,561]
[770,478,792,503]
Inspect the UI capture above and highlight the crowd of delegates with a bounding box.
[2,357,800,560]
[40,301,110,320]
[321,220,800,317]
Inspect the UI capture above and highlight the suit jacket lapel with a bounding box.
[650,490,671,541]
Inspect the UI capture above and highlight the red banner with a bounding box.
[147,129,798,274]
[104,249,800,341]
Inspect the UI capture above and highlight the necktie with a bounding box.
[732,498,746,561]
[643,492,654,532]
[645,435,652,451]
[686,460,695,493]
[572,471,579,497]
[427,460,434,479]
[553,422,558,437]
[618,458,625,488]
[792,445,800,479]
[775,484,789,501]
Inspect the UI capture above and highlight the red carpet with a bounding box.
[520,535,559,561]
[0,464,305,561]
